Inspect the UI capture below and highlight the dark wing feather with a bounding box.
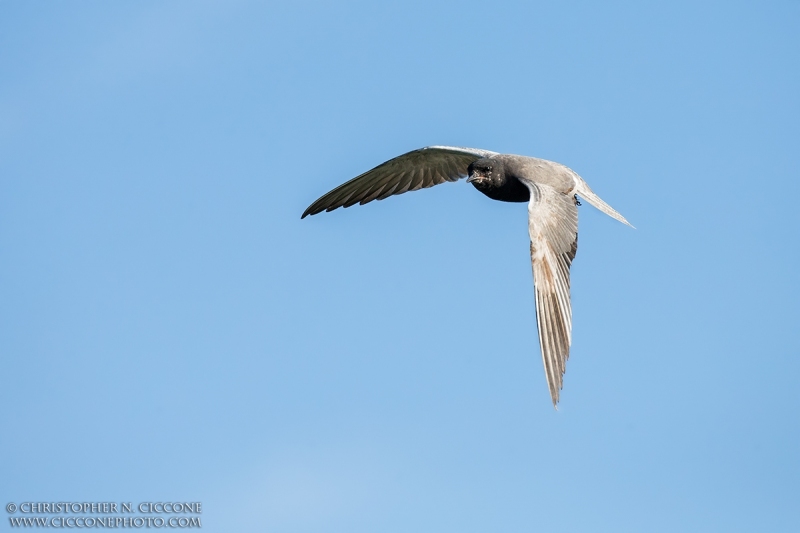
[301,146,497,218]
[525,183,579,407]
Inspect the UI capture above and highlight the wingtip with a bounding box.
[548,386,560,409]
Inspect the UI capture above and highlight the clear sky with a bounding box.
[1,1,798,531]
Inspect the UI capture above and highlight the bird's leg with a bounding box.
[574,196,582,206]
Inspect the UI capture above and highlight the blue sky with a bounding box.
[1,1,798,531]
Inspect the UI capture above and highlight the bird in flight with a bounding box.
[302,146,632,406]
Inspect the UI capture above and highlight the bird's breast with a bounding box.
[470,176,530,203]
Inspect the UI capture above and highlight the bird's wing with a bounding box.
[525,182,579,407]
[301,146,497,218]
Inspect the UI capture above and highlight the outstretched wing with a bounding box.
[301,146,497,218]
[525,182,579,407]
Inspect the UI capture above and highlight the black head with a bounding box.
[467,158,504,188]
[466,157,529,203]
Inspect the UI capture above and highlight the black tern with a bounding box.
[302,146,632,406]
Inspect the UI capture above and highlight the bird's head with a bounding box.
[467,158,504,189]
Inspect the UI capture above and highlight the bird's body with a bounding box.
[302,146,632,406]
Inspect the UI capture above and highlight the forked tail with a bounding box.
[573,178,634,228]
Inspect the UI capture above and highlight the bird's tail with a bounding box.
[573,178,634,228]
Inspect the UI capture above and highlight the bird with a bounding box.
[301,145,632,406]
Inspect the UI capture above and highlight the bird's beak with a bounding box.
[466,175,480,184]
